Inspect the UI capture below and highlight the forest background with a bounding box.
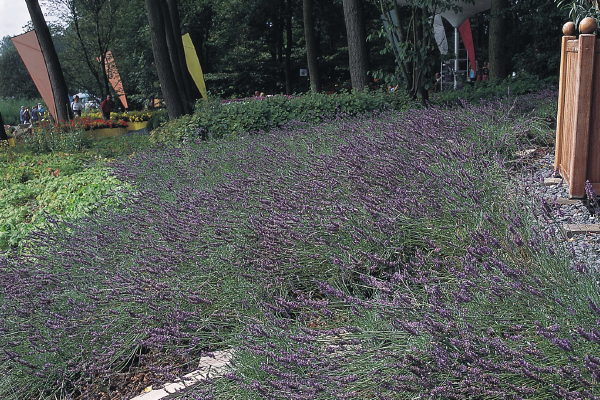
[0,0,568,108]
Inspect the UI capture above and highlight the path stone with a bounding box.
[129,349,234,400]
[551,198,581,205]
[562,224,600,238]
[544,177,563,186]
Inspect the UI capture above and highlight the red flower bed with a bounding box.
[69,117,128,130]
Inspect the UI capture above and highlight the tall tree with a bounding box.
[489,0,508,79]
[342,0,369,91]
[145,0,185,119]
[25,0,71,121]
[49,0,131,100]
[303,0,321,92]
[167,0,198,104]
[284,0,293,94]
[160,0,192,114]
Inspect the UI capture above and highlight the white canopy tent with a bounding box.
[424,0,493,28]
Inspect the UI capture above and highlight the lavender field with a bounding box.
[2,90,599,399]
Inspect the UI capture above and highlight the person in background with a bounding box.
[101,94,113,120]
[31,105,39,124]
[38,103,45,119]
[482,61,489,81]
[23,107,30,124]
[433,72,442,93]
[469,66,476,81]
[19,106,25,124]
[71,95,84,117]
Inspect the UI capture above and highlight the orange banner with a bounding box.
[11,30,58,121]
[97,51,128,109]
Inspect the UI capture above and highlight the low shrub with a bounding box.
[25,121,91,153]
[431,73,558,106]
[145,109,169,131]
[150,90,412,143]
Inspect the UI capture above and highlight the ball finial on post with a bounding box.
[580,17,597,34]
[563,21,576,35]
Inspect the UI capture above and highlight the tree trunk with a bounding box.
[489,0,508,80]
[0,113,8,141]
[342,0,369,91]
[25,0,71,121]
[160,0,192,114]
[303,0,321,92]
[358,0,369,74]
[145,0,184,119]
[167,0,198,105]
[416,6,429,105]
[277,0,284,63]
[284,0,293,95]
[95,14,112,99]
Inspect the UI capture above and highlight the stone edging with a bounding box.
[129,349,234,400]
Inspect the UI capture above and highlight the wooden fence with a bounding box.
[554,34,600,199]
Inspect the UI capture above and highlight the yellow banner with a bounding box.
[182,33,207,101]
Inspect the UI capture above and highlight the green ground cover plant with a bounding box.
[2,87,599,399]
[0,134,149,249]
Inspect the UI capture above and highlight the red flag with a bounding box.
[97,51,128,109]
[459,20,476,72]
[11,31,58,121]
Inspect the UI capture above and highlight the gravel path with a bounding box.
[521,148,600,269]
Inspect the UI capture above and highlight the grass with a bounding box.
[1,89,599,399]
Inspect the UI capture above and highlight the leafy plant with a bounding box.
[0,166,129,248]
[150,90,412,143]
[25,120,91,153]
[557,0,600,29]
[145,109,169,131]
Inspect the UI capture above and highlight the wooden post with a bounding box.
[568,34,596,198]
[555,35,575,175]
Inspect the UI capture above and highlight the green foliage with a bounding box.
[0,166,128,248]
[55,0,144,99]
[145,110,169,131]
[508,0,568,79]
[431,74,558,105]
[150,91,412,143]
[376,0,450,100]
[23,122,91,153]
[0,133,150,249]
[557,0,600,29]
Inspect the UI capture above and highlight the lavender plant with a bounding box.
[2,89,597,399]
